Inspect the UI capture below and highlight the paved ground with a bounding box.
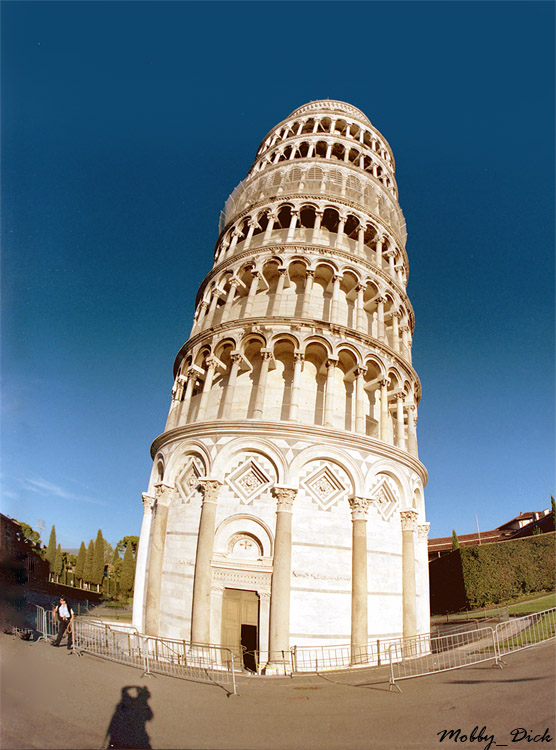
[2,632,554,750]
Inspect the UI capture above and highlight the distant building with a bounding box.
[428,509,552,560]
[0,513,48,586]
[133,100,430,670]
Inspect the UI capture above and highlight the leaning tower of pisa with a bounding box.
[133,100,429,669]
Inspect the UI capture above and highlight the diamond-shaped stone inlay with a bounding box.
[176,459,203,504]
[227,460,272,504]
[369,477,399,521]
[302,465,346,511]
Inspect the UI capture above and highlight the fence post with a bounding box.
[492,625,504,668]
[388,646,402,693]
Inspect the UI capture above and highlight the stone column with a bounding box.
[268,267,287,316]
[357,224,367,257]
[401,325,410,359]
[392,311,400,353]
[262,211,278,245]
[335,215,347,249]
[301,269,315,317]
[376,297,386,342]
[380,379,389,443]
[407,405,418,457]
[354,367,367,434]
[177,368,198,424]
[227,227,243,256]
[206,288,222,325]
[268,486,297,670]
[312,210,323,244]
[132,492,156,633]
[386,248,396,278]
[349,497,369,663]
[222,278,240,320]
[375,234,384,269]
[244,270,261,317]
[197,358,217,421]
[330,274,341,323]
[166,374,186,430]
[324,358,338,427]
[243,218,259,250]
[193,300,209,333]
[144,483,173,636]
[190,479,222,644]
[400,510,419,643]
[253,349,272,418]
[286,209,299,243]
[288,351,304,421]
[417,523,431,636]
[396,393,406,450]
[221,352,242,419]
[355,284,366,332]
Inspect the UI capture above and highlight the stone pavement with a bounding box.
[1,632,554,750]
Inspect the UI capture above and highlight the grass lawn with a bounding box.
[431,591,556,622]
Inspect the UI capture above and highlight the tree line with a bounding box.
[18,520,138,601]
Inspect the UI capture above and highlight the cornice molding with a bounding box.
[150,420,428,486]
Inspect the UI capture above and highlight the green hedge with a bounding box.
[429,532,556,612]
[460,532,555,608]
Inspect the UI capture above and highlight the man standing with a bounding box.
[51,596,74,651]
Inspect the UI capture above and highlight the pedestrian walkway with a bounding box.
[1,632,554,749]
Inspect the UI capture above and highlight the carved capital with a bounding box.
[271,485,297,511]
[141,493,156,513]
[349,496,369,520]
[354,366,367,378]
[293,350,305,363]
[418,523,430,541]
[153,482,174,508]
[198,478,222,504]
[400,509,419,532]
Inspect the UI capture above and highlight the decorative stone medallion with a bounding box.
[301,464,347,511]
[368,475,399,521]
[226,459,272,504]
[176,458,203,503]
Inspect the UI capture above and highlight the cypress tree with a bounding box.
[46,525,57,573]
[119,542,136,599]
[83,540,95,585]
[551,495,556,518]
[54,544,63,582]
[92,529,105,590]
[75,542,86,586]
[451,530,460,550]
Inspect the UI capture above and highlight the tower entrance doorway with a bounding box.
[221,588,259,672]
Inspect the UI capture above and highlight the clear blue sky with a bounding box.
[2,1,554,549]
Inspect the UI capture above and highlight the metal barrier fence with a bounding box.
[35,606,57,643]
[291,639,392,673]
[387,608,556,691]
[71,618,237,695]
[494,608,556,660]
[36,606,555,692]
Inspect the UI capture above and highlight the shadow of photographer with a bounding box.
[104,685,153,749]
